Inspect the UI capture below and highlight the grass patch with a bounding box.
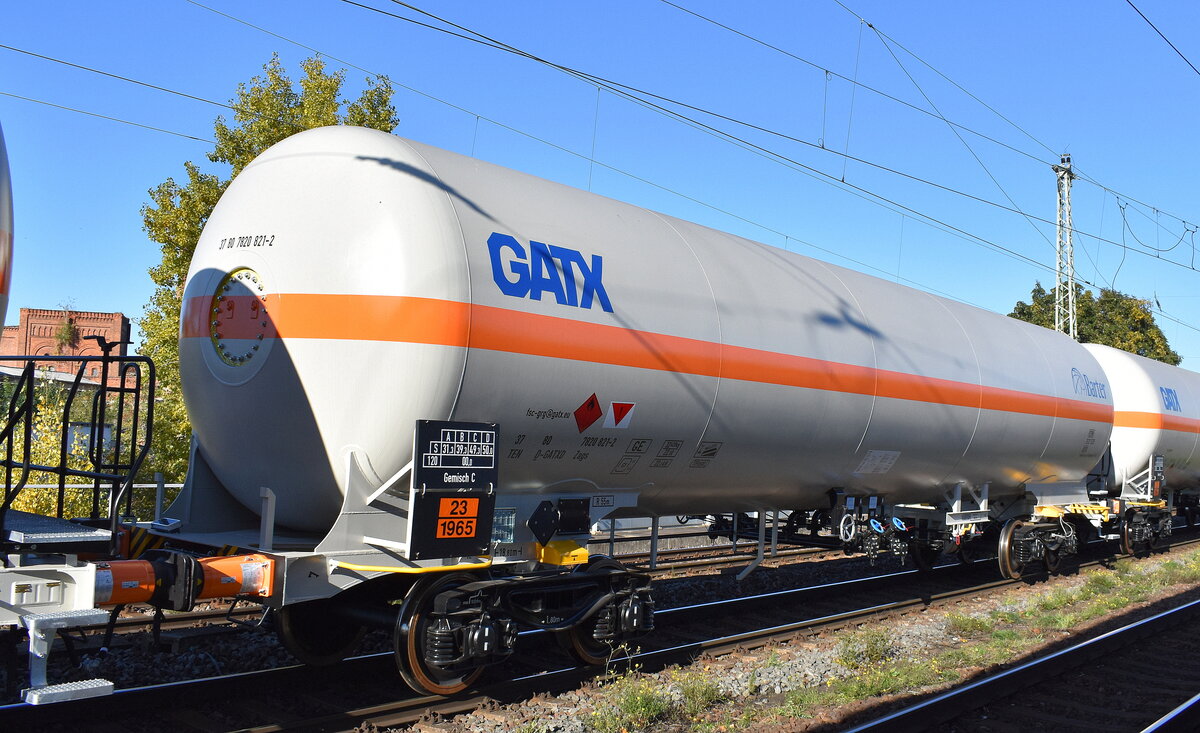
[836,628,894,670]
[946,612,992,637]
[590,667,729,731]
[589,674,673,733]
[1082,569,1120,596]
[779,657,954,720]
[1034,587,1074,612]
[673,668,725,718]
[838,659,952,698]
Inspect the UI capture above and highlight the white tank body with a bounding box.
[180,127,1114,532]
[1084,343,1200,489]
[0,122,13,323]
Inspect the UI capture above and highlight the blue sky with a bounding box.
[2,1,1198,364]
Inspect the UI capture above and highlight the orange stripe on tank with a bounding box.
[181,293,1111,422]
[1114,411,1200,434]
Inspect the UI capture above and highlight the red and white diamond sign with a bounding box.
[603,402,636,429]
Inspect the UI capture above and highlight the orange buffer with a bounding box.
[196,554,274,601]
[95,560,157,606]
[95,554,275,608]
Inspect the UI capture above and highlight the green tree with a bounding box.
[6,372,100,518]
[1009,281,1181,365]
[140,55,399,481]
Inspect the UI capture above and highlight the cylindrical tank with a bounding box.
[0,122,13,325]
[180,126,1114,532]
[1085,343,1200,489]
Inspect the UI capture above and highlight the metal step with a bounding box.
[21,608,115,702]
[3,510,110,552]
[22,678,114,704]
[20,608,110,630]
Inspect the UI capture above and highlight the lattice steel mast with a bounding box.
[1052,154,1077,339]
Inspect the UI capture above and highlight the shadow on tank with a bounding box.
[166,267,338,547]
[356,155,498,222]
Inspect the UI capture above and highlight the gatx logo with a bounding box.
[1161,387,1182,412]
[1071,368,1108,400]
[487,233,613,313]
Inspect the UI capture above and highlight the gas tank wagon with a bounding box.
[178,126,1114,533]
[156,125,1195,697]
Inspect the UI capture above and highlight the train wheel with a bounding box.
[1120,517,1143,556]
[997,519,1025,580]
[559,613,614,666]
[557,557,625,666]
[395,572,484,696]
[277,598,366,666]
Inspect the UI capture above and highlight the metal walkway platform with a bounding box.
[2,509,110,552]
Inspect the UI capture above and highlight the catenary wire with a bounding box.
[0,91,214,143]
[1124,0,1200,78]
[825,1,1198,232]
[682,0,1197,235]
[653,0,1053,168]
[868,25,1057,254]
[347,1,1200,277]
[833,0,1197,234]
[188,0,1198,331]
[174,3,1064,304]
[4,28,1170,273]
[11,2,1190,332]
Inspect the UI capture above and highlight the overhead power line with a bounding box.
[678,0,1197,237]
[653,0,1054,168]
[0,91,214,143]
[7,5,1193,283]
[1124,0,1200,78]
[10,2,1191,332]
[336,0,1200,278]
[825,1,1200,230]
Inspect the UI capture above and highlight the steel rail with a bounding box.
[844,595,1200,733]
[4,534,1197,731]
[1143,689,1200,733]
[242,534,1200,731]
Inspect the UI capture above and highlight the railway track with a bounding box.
[845,594,1200,732]
[9,535,1195,733]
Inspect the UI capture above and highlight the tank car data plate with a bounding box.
[407,420,498,560]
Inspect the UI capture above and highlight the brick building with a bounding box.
[0,308,130,380]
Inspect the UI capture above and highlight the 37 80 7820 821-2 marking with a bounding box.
[218,234,276,249]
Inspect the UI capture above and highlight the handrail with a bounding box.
[0,345,155,552]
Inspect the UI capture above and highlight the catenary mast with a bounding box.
[1053,154,1077,339]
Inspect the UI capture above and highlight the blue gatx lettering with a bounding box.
[487,232,613,313]
[1162,387,1182,412]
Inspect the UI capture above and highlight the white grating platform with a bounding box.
[3,510,110,547]
[20,608,110,630]
[22,678,114,704]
